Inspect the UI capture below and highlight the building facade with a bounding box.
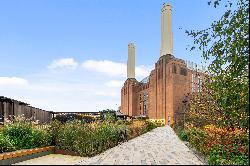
[120,3,205,125]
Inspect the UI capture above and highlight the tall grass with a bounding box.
[0,118,158,156]
[53,119,158,157]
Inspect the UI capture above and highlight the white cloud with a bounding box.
[0,77,28,86]
[136,65,153,78]
[47,58,78,70]
[105,80,124,88]
[94,91,119,97]
[81,60,126,77]
[81,60,152,79]
[0,59,153,112]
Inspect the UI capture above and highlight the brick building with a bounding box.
[120,3,205,125]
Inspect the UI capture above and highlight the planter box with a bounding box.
[0,146,55,165]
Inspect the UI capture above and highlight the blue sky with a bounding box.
[0,0,233,112]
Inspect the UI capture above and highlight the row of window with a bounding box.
[173,65,187,76]
[139,92,148,116]
[139,84,149,91]
[123,87,128,95]
[156,64,188,79]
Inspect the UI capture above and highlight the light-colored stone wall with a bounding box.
[127,43,135,79]
[160,3,173,56]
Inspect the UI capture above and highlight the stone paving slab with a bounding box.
[77,126,204,165]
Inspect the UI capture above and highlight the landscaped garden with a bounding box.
[172,0,249,165]
[0,112,161,157]
[172,122,249,165]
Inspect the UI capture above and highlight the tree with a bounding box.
[186,0,249,129]
[100,109,117,122]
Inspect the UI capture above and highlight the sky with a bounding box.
[0,0,233,112]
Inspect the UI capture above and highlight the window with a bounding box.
[180,67,187,76]
[173,65,177,74]
[143,92,148,116]
[158,69,160,79]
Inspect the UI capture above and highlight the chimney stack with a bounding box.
[127,43,135,79]
[160,3,173,57]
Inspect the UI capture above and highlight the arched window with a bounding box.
[180,67,187,76]
[173,65,177,74]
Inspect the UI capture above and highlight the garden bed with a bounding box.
[54,148,81,156]
[0,146,54,165]
[0,118,160,162]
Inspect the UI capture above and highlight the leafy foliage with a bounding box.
[0,134,15,153]
[176,0,249,164]
[53,113,95,124]
[0,117,158,155]
[2,121,33,149]
[55,119,158,157]
[172,123,249,165]
[186,0,249,129]
[1,121,51,151]
[48,119,62,145]
[99,109,117,122]
[171,124,189,141]
[209,144,249,165]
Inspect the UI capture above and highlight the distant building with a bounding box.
[120,3,206,125]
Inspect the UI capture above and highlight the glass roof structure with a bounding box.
[140,76,149,84]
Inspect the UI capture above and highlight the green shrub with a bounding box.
[179,130,188,141]
[56,120,128,157]
[186,127,209,155]
[208,144,249,165]
[48,120,62,145]
[56,119,157,157]
[3,122,33,149]
[0,134,15,153]
[127,120,147,139]
[2,121,52,150]
[30,129,52,148]
[171,124,188,141]
[172,123,249,165]
[145,120,158,131]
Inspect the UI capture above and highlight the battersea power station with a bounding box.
[120,3,205,125]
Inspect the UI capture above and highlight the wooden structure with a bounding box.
[0,96,53,124]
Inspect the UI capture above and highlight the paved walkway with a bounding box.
[14,154,86,165]
[77,126,204,165]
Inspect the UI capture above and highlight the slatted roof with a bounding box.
[0,96,29,105]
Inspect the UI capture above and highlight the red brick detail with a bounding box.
[120,55,204,125]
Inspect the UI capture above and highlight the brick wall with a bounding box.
[120,54,205,125]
